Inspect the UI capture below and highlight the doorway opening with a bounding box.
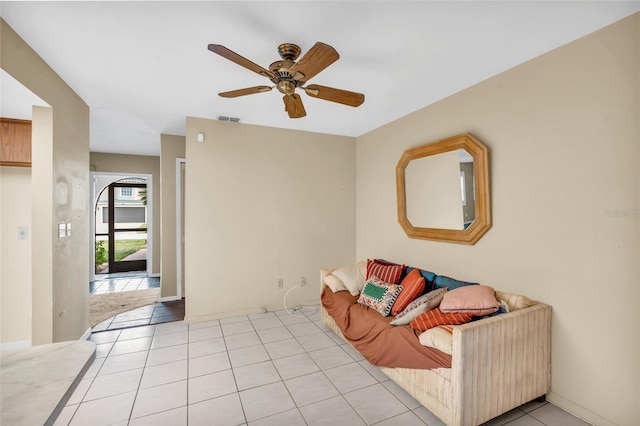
[94,178,148,275]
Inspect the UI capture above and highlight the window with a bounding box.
[120,187,133,198]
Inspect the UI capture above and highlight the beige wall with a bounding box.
[0,167,32,346]
[356,14,639,426]
[2,20,90,343]
[90,153,161,276]
[184,118,355,321]
[160,134,186,298]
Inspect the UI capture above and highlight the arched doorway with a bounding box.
[94,177,148,274]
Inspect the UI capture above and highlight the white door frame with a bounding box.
[89,171,154,282]
[175,158,186,299]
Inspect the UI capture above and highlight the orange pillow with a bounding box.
[391,268,425,315]
[410,308,473,332]
[366,259,405,284]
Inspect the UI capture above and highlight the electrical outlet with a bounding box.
[277,279,284,289]
[301,276,307,286]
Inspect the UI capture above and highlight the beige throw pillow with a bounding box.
[419,325,454,355]
[323,274,348,292]
[333,260,366,296]
[495,291,535,311]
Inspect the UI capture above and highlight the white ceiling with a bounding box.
[1,1,638,156]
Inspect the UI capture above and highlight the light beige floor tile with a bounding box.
[219,315,249,325]
[299,395,365,426]
[84,368,143,401]
[189,337,227,358]
[239,382,296,422]
[272,353,320,380]
[257,326,294,344]
[188,319,220,330]
[89,330,121,345]
[413,406,446,426]
[286,322,323,337]
[99,350,148,376]
[382,379,422,410]
[188,369,237,404]
[344,383,408,424]
[296,333,337,352]
[130,380,187,419]
[128,406,187,425]
[189,325,223,342]
[324,362,377,393]
[376,410,427,426]
[225,331,262,350]
[233,360,281,391]
[189,352,231,378]
[263,338,305,359]
[66,378,92,405]
[228,344,270,368]
[69,391,136,426]
[284,371,339,407]
[54,404,78,425]
[222,321,255,336]
[250,317,284,331]
[109,337,152,356]
[154,321,188,335]
[529,403,590,426]
[188,392,246,426]
[248,408,306,426]
[308,346,354,370]
[150,330,188,349]
[140,359,187,388]
[118,325,155,341]
[146,343,188,367]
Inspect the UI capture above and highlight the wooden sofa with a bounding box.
[320,267,552,426]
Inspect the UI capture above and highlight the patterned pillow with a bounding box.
[366,259,405,284]
[357,277,403,316]
[419,325,454,355]
[389,287,447,326]
[391,268,425,316]
[410,308,473,332]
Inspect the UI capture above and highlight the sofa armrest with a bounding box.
[450,303,552,426]
[320,268,336,291]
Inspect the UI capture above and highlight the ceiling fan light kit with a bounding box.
[208,42,365,119]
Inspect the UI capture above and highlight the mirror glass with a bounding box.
[405,149,474,230]
[396,133,491,245]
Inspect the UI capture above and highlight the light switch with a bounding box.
[66,223,72,237]
[58,223,66,238]
[17,226,28,240]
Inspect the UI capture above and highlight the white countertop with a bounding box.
[1,340,96,426]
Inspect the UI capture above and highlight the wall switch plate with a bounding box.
[66,223,72,236]
[58,223,66,238]
[17,226,28,240]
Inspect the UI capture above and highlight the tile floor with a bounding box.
[90,274,160,295]
[92,299,185,332]
[56,307,591,426]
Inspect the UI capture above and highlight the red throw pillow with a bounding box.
[410,308,473,332]
[391,268,425,316]
[366,259,405,284]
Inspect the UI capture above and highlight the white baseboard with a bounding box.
[148,273,160,278]
[0,340,32,350]
[547,392,615,426]
[80,327,92,341]
[159,296,181,302]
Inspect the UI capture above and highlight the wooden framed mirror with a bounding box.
[396,133,491,244]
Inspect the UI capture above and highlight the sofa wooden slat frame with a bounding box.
[320,268,551,426]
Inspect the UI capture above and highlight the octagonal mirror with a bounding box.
[396,133,491,244]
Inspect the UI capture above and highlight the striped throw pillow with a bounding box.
[391,268,425,316]
[410,308,473,332]
[366,259,405,284]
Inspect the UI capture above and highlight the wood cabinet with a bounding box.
[1,118,32,167]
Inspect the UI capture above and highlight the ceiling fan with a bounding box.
[207,42,365,118]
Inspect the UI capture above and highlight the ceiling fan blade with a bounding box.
[283,94,306,118]
[289,42,339,83]
[208,44,275,80]
[304,84,365,107]
[219,86,273,98]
